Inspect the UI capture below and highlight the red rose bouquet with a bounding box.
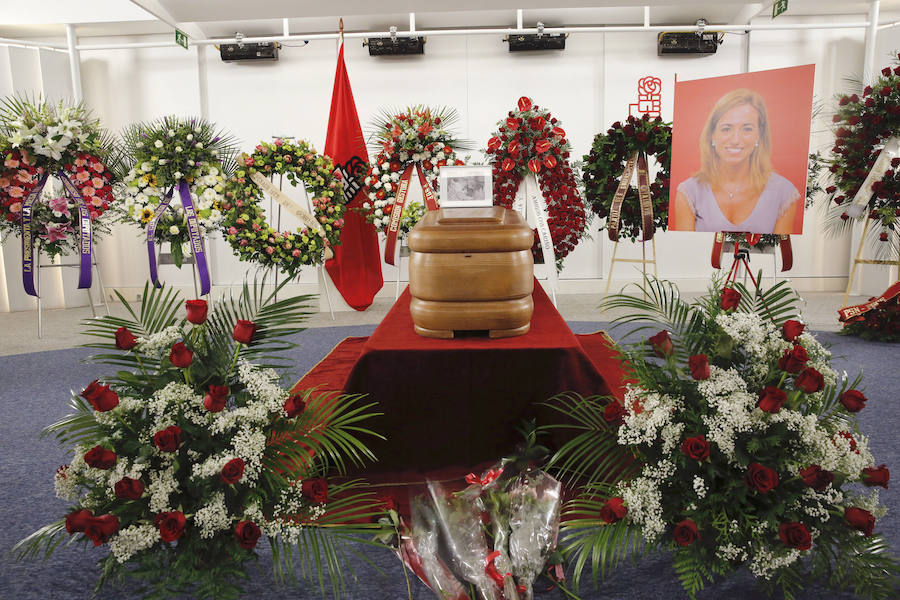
[840,293,900,343]
[548,276,899,599]
[820,55,900,253]
[14,280,384,600]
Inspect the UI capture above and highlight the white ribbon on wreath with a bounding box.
[847,135,900,218]
[512,172,558,301]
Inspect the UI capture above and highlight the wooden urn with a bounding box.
[407,206,534,339]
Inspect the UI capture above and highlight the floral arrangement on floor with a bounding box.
[546,276,899,599]
[14,279,385,600]
[841,294,900,342]
[582,114,672,242]
[820,55,900,253]
[221,138,345,276]
[485,96,587,270]
[0,97,118,259]
[117,116,237,267]
[361,106,466,234]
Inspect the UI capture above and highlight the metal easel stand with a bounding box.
[842,218,900,307]
[725,241,780,287]
[155,244,200,299]
[35,244,110,339]
[604,237,658,300]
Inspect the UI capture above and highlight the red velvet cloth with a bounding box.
[293,282,624,475]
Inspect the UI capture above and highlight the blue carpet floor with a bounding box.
[0,323,897,599]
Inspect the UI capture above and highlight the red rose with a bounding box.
[84,445,117,470]
[301,477,329,503]
[377,494,398,512]
[153,425,182,453]
[234,520,262,549]
[745,462,779,493]
[203,385,229,412]
[778,522,812,550]
[862,464,889,489]
[840,389,867,412]
[778,345,809,373]
[782,319,805,342]
[114,477,145,500]
[506,117,520,130]
[758,386,787,413]
[844,507,875,537]
[283,393,306,418]
[169,342,193,368]
[233,320,257,344]
[114,326,138,350]
[84,514,119,547]
[688,354,710,380]
[673,519,699,546]
[720,288,741,311]
[599,497,627,524]
[799,464,834,491]
[220,457,245,484]
[517,96,532,111]
[603,400,626,426]
[527,159,542,173]
[65,509,93,534]
[680,435,710,461]
[155,511,187,542]
[185,299,208,324]
[794,367,825,393]
[648,330,674,357]
[81,380,119,412]
[501,158,515,171]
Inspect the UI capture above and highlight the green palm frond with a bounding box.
[558,501,649,589]
[264,390,383,478]
[10,520,69,561]
[732,276,802,325]
[269,481,388,599]
[206,275,315,371]
[41,392,104,447]
[541,392,638,488]
[601,276,709,358]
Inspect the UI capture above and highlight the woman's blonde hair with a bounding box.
[695,88,772,191]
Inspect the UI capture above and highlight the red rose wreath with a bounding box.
[485,96,587,270]
[822,55,900,251]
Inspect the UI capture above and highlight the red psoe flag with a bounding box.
[324,42,383,310]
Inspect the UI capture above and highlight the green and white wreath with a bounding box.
[221,138,345,276]
[116,116,237,267]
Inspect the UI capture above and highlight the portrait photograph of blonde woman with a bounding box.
[668,65,815,234]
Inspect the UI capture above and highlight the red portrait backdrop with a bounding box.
[668,65,815,234]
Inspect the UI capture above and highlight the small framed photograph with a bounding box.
[439,165,493,208]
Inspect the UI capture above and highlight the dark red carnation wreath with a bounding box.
[485,96,587,270]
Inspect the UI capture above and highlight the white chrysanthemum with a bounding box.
[109,523,159,563]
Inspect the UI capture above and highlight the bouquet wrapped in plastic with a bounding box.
[397,464,563,600]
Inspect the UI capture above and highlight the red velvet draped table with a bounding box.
[292,281,625,475]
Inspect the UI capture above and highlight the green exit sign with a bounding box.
[773,0,788,18]
[175,29,189,49]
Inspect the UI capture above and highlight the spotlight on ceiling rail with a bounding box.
[506,24,566,52]
[365,26,425,55]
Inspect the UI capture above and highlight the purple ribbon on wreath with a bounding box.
[146,179,211,296]
[21,171,94,297]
